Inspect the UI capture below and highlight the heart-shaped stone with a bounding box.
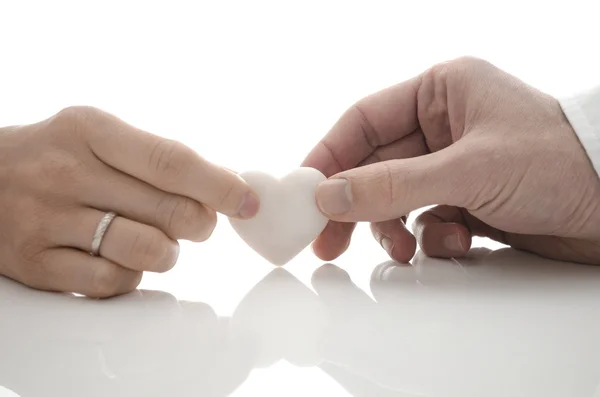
[228,167,328,265]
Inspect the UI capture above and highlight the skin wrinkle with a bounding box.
[129,231,141,268]
[351,103,380,150]
[459,142,507,214]
[141,232,154,270]
[484,164,529,217]
[320,140,345,175]
[166,196,181,232]
[583,196,600,239]
[457,209,474,236]
[218,182,235,207]
[380,162,395,211]
[417,63,452,153]
[152,140,180,176]
[563,181,598,238]
[358,129,426,167]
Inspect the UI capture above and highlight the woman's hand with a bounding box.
[303,57,600,265]
[0,107,259,297]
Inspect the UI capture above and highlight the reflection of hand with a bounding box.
[303,57,600,265]
[231,266,418,396]
[312,264,429,396]
[316,255,600,397]
[0,281,255,396]
[0,107,259,297]
[3,254,599,396]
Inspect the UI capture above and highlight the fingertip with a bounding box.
[315,178,352,217]
[420,223,471,258]
[390,234,417,263]
[311,236,347,261]
[237,190,260,219]
[442,232,470,254]
[310,222,355,261]
[190,206,217,242]
[371,219,417,263]
[378,231,417,264]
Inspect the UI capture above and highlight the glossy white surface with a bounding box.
[2,222,600,397]
[229,168,328,265]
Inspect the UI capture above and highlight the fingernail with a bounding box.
[381,237,394,257]
[316,178,352,215]
[443,233,465,253]
[238,191,260,219]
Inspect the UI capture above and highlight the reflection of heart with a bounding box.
[230,269,328,367]
[229,168,329,265]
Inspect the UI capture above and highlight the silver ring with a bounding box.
[90,212,117,256]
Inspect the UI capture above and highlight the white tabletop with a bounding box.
[1,223,600,397]
[2,3,600,396]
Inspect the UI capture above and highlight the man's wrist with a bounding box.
[558,86,600,179]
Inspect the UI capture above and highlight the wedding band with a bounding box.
[90,212,117,256]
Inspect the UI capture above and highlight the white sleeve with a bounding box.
[558,86,600,178]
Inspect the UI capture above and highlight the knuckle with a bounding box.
[195,209,217,242]
[219,183,234,206]
[124,271,144,293]
[148,139,193,183]
[52,106,104,134]
[216,180,239,208]
[424,55,487,93]
[412,212,429,237]
[18,239,44,263]
[430,56,485,75]
[56,105,103,122]
[417,223,436,249]
[128,229,177,272]
[370,222,383,241]
[348,102,379,149]
[377,161,397,208]
[53,106,81,127]
[156,195,189,228]
[114,271,143,296]
[90,265,123,298]
[156,195,213,241]
[449,55,486,69]
[155,195,186,230]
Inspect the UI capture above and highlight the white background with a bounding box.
[1,1,600,396]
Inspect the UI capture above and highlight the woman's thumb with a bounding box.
[314,144,474,222]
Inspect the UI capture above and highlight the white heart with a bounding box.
[229,167,329,265]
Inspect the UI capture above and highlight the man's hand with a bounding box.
[0,107,260,297]
[303,57,600,265]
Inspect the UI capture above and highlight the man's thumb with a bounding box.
[314,145,472,222]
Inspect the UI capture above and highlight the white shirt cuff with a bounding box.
[558,86,600,179]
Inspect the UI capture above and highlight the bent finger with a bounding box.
[412,206,472,258]
[312,221,356,261]
[301,77,421,176]
[370,218,417,263]
[53,209,180,273]
[81,165,217,242]
[19,248,142,298]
